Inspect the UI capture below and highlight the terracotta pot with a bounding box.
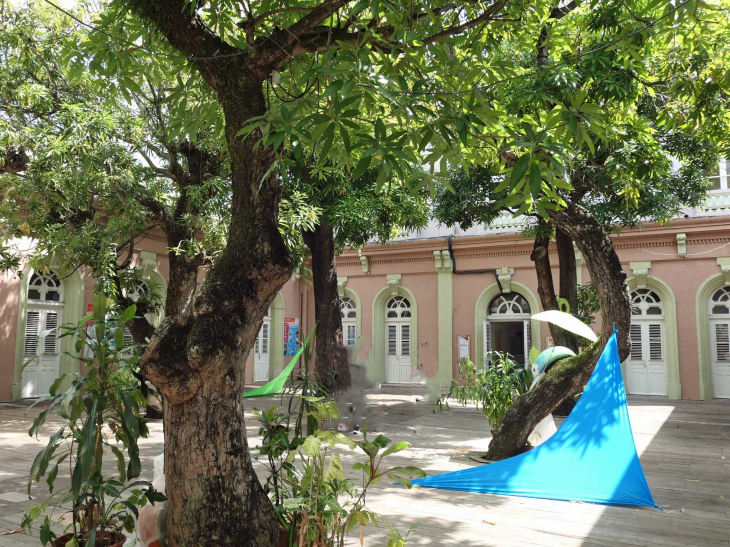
[54,532,126,547]
[278,526,290,547]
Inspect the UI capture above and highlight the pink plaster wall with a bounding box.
[0,269,21,401]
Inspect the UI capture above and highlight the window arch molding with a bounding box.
[474,282,540,369]
[626,276,680,399]
[13,266,84,400]
[340,287,362,350]
[254,292,285,378]
[695,273,730,399]
[369,284,418,384]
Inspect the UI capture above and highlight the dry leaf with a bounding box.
[482,520,496,525]
[722,456,726,460]
[359,528,363,546]
[720,496,725,499]
[686,479,700,482]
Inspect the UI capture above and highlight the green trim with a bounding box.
[474,281,541,368]
[626,275,681,399]
[369,282,419,384]
[13,266,84,400]
[432,251,453,401]
[695,273,726,400]
[341,286,363,352]
[259,292,285,377]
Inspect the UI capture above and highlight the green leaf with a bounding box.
[353,155,371,180]
[111,445,127,482]
[381,441,409,457]
[301,435,322,457]
[121,305,136,323]
[92,293,106,323]
[509,154,531,188]
[528,162,542,199]
[324,453,344,481]
[79,401,98,478]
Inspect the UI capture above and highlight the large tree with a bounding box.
[432,1,730,459]
[286,166,429,391]
[4,0,727,544]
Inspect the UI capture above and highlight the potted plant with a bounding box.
[21,293,165,546]
[253,396,425,547]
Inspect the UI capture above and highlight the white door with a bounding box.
[254,318,270,382]
[386,322,411,383]
[626,321,667,396]
[711,321,730,398]
[483,320,491,367]
[22,308,62,398]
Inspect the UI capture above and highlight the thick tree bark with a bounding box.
[486,203,630,460]
[303,223,350,392]
[530,229,578,351]
[556,228,578,314]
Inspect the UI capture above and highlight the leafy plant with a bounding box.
[21,293,165,546]
[437,353,531,427]
[253,396,424,547]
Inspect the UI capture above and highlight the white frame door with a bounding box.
[385,321,411,383]
[22,307,62,398]
[254,317,271,382]
[710,320,730,398]
[626,321,667,396]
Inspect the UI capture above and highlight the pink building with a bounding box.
[3,163,730,402]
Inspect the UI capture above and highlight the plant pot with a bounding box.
[278,526,290,547]
[53,532,126,547]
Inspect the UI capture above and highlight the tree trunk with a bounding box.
[556,228,578,314]
[303,223,350,393]
[530,228,578,350]
[138,83,287,547]
[486,203,630,460]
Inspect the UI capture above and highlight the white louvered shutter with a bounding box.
[483,320,491,367]
[401,324,410,356]
[648,323,663,361]
[43,312,59,354]
[124,327,134,347]
[523,319,531,366]
[24,311,40,355]
[630,324,643,360]
[387,325,397,355]
[715,323,730,361]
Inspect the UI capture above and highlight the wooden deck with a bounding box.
[1,390,728,546]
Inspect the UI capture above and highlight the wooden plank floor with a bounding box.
[1,391,728,546]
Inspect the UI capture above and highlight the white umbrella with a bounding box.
[531,310,598,342]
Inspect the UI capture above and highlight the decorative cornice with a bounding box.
[386,273,401,296]
[433,250,452,272]
[676,233,687,257]
[337,276,348,297]
[630,261,651,289]
[717,257,730,286]
[497,266,514,293]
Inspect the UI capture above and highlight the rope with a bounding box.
[638,240,730,257]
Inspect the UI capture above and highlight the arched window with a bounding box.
[386,295,411,319]
[28,271,63,303]
[710,287,730,317]
[340,297,357,346]
[488,293,530,317]
[631,289,663,317]
[627,289,666,396]
[22,270,64,398]
[125,280,148,303]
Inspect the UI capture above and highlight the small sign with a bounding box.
[458,335,470,360]
[546,335,555,348]
[284,318,300,356]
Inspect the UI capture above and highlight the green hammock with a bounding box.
[243,327,314,398]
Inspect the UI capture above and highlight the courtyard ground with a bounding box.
[0,387,728,547]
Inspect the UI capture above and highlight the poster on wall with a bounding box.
[458,335,470,360]
[284,318,300,356]
[546,335,555,348]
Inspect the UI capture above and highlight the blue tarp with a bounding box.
[413,332,658,507]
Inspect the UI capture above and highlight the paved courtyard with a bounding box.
[1,389,728,546]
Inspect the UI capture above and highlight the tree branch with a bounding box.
[421,0,509,46]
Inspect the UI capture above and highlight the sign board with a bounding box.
[546,335,555,348]
[458,335,470,360]
[284,318,300,356]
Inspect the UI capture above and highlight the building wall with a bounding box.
[3,217,730,401]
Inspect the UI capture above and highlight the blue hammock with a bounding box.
[413,332,658,508]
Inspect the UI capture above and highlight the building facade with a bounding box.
[2,162,730,402]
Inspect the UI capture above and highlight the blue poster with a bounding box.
[284,322,300,356]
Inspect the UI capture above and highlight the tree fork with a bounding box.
[303,223,350,392]
[486,203,630,460]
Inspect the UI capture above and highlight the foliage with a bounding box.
[577,282,601,323]
[253,396,424,547]
[437,353,531,427]
[21,294,164,546]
